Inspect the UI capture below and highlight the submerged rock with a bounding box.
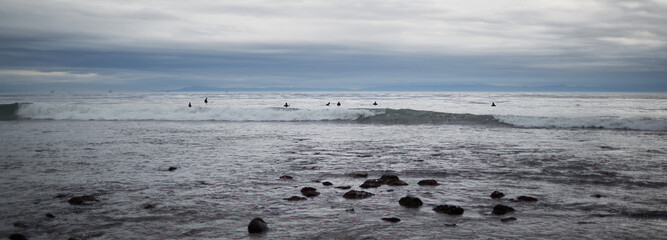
[247,218,269,234]
[417,179,439,186]
[398,196,423,208]
[300,187,320,197]
[45,213,56,219]
[343,190,375,199]
[335,186,352,190]
[279,175,293,180]
[517,196,538,202]
[379,174,400,182]
[68,195,98,205]
[168,166,178,171]
[433,205,464,215]
[283,196,307,201]
[501,217,517,222]
[492,205,515,215]
[9,234,28,240]
[490,191,505,199]
[360,179,383,189]
[143,203,156,209]
[381,217,401,223]
[322,181,333,186]
[349,172,368,178]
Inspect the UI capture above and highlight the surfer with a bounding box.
[337,102,341,106]
[373,101,378,106]
[204,98,208,104]
[188,102,192,108]
[491,102,496,107]
[284,103,289,108]
[326,102,330,106]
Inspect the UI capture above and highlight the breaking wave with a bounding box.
[8,103,666,131]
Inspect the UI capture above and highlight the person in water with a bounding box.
[188,102,192,108]
[337,102,341,106]
[284,103,289,108]
[204,98,208,104]
[373,101,378,106]
[491,102,496,107]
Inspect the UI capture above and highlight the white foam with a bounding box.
[17,103,378,121]
[495,115,667,131]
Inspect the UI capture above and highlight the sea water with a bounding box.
[0,92,665,239]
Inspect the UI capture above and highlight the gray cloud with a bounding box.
[0,0,665,91]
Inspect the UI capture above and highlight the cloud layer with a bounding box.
[1,0,666,91]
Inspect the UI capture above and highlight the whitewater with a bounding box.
[0,91,665,239]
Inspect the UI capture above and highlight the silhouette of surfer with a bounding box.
[204,98,208,104]
[337,102,341,106]
[373,101,378,106]
[491,102,496,107]
[188,102,192,108]
[326,102,330,106]
[284,103,289,108]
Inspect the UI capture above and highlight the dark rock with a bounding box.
[55,194,68,199]
[490,191,505,199]
[68,195,98,205]
[592,194,603,198]
[283,196,307,201]
[143,203,156,209]
[398,196,423,208]
[381,217,401,223]
[418,179,439,186]
[444,224,457,227]
[168,166,178,171]
[379,174,400,183]
[279,175,293,180]
[501,217,517,222]
[433,205,464,215]
[9,234,28,240]
[492,205,515,215]
[349,172,368,178]
[517,196,538,202]
[346,208,355,213]
[359,179,382,188]
[343,190,375,199]
[247,218,268,234]
[322,181,333,186]
[385,179,408,186]
[335,186,352,190]
[300,187,320,197]
[45,213,56,219]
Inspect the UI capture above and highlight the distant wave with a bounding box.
[9,103,666,131]
[496,115,667,131]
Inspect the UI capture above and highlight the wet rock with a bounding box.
[168,166,178,171]
[45,213,56,219]
[359,179,382,189]
[501,217,517,222]
[398,196,423,208]
[335,186,352,190]
[385,179,408,186]
[247,218,268,234]
[349,172,368,178]
[433,205,464,215]
[143,203,156,209]
[592,194,603,198]
[492,205,515,215]
[517,196,538,202]
[381,217,401,223]
[279,175,293,180]
[9,234,28,240]
[322,181,333,186]
[346,208,355,213]
[490,191,505,199]
[68,195,98,205]
[417,179,439,186]
[379,174,408,186]
[444,224,457,227]
[283,196,307,201]
[343,190,375,199]
[300,187,320,197]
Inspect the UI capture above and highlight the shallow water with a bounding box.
[0,92,666,239]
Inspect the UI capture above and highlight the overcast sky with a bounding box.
[1,0,666,92]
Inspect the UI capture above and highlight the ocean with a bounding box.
[0,91,665,239]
